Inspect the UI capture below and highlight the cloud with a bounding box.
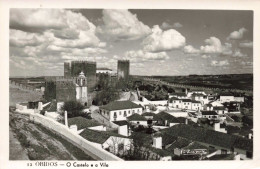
[241,61,253,66]
[201,55,211,59]
[227,27,247,40]
[200,37,222,54]
[10,9,67,32]
[211,60,229,66]
[9,29,45,47]
[239,41,253,48]
[97,9,151,40]
[142,25,186,52]
[10,9,103,49]
[125,50,169,62]
[9,9,110,76]
[221,43,233,56]
[232,49,247,57]
[183,45,200,54]
[161,22,183,30]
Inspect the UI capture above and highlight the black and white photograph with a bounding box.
[1,0,260,168]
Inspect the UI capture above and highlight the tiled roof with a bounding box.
[170,93,187,96]
[181,99,192,102]
[166,137,191,150]
[161,124,252,152]
[80,129,128,144]
[100,100,142,111]
[169,97,179,102]
[127,113,147,121]
[142,112,156,116]
[183,142,208,150]
[213,107,226,110]
[68,117,101,130]
[191,100,201,103]
[191,93,205,97]
[157,112,184,123]
[201,111,218,116]
[112,120,129,126]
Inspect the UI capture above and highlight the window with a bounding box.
[221,149,227,154]
[174,101,176,103]
[132,110,135,113]
[184,103,186,105]
[119,111,121,115]
[128,110,131,114]
[137,109,140,113]
[113,112,117,118]
[124,111,127,117]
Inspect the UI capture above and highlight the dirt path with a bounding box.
[9,111,94,160]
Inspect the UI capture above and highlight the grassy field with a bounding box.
[149,74,253,91]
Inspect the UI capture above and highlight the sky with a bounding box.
[9,9,253,76]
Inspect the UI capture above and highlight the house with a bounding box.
[68,116,106,133]
[168,97,182,109]
[158,124,253,159]
[127,113,147,126]
[200,111,219,119]
[169,98,202,111]
[99,100,143,121]
[213,106,228,115]
[219,92,235,103]
[113,121,131,137]
[223,101,241,113]
[80,129,132,155]
[156,112,185,127]
[165,110,188,117]
[181,99,192,110]
[191,93,209,105]
[167,138,208,157]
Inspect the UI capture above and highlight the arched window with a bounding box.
[124,111,127,117]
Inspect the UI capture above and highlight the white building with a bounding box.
[191,93,210,105]
[168,93,188,99]
[99,100,143,121]
[169,98,202,111]
[75,71,88,105]
[96,68,113,74]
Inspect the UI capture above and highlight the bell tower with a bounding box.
[76,71,88,105]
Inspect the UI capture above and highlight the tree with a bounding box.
[61,100,85,118]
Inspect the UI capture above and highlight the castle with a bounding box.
[44,60,130,106]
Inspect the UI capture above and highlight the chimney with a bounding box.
[185,119,188,125]
[248,133,252,139]
[152,137,162,149]
[65,111,68,127]
[214,122,220,131]
[38,102,43,111]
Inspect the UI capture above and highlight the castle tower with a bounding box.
[64,62,71,77]
[117,60,130,81]
[75,71,88,106]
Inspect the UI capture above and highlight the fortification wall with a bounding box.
[29,113,123,161]
[132,77,252,95]
[56,81,76,102]
[9,80,43,95]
